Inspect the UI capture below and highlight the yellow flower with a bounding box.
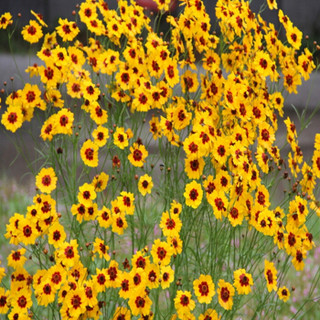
[174,290,195,318]
[217,279,235,310]
[278,286,290,302]
[264,260,278,292]
[138,174,153,196]
[181,70,199,93]
[233,269,253,295]
[160,265,175,289]
[7,248,27,269]
[36,167,57,194]
[80,140,99,167]
[112,306,132,320]
[93,238,110,261]
[184,180,203,209]
[151,239,173,266]
[128,143,148,167]
[159,211,182,237]
[267,0,278,10]
[185,155,205,180]
[56,18,79,41]
[0,287,9,314]
[78,183,97,206]
[1,105,23,133]
[129,292,153,317]
[92,172,109,192]
[92,125,109,147]
[22,20,43,43]
[199,309,221,320]
[193,274,215,304]
[0,12,13,29]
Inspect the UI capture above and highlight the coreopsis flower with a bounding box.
[185,155,205,180]
[267,0,278,10]
[160,211,182,237]
[89,102,108,125]
[174,290,196,318]
[291,248,306,271]
[80,139,99,167]
[277,286,290,302]
[22,20,43,43]
[61,288,87,319]
[112,306,132,320]
[132,250,150,270]
[92,125,109,147]
[55,239,80,268]
[118,272,134,300]
[92,172,109,192]
[0,287,9,314]
[0,12,12,29]
[199,309,221,320]
[92,238,110,261]
[151,239,173,266]
[160,265,174,289]
[207,190,228,220]
[35,167,57,194]
[181,70,199,93]
[228,203,245,227]
[105,260,122,288]
[129,267,147,295]
[111,212,128,235]
[167,234,183,255]
[286,24,302,50]
[35,280,57,306]
[71,202,87,223]
[193,274,215,304]
[7,248,27,269]
[56,18,79,41]
[283,68,302,94]
[119,191,135,215]
[113,127,130,149]
[138,174,153,196]
[78,183,97,207]
[128,143,148,167]
[92,268,107,293]
[184,180,203,209]
[18,218,38,246]
[1,105,23,133]
[170,200,182,216]
[217,279,235,310]
[264,260,278,292]
[10,287,32,312]
[233,269,253,295]
[165,60,180,87]
[129,292,153,317]
[97,206,112,229]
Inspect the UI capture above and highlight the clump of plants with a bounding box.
[0,0,320,319]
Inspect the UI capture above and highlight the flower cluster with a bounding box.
[0,0,319,319]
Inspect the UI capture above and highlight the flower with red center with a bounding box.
[77,183,97,206]
[1,105,23,133]
[128,143,148,167]
[264,260,278,292]
[184,180,203,209]
[80,139,99,167]
[233,269,253,295]
[119,191,135,215]
[151,239,173,266]
[217,279,235,310]
[174,290,195,318]
[277,286,290,302]
[113,127,130,149]
[35,167,57,194]
[111,212,128,235]
[18,218,38,246]
[0,12,12,29]
[92,125,109,147]
[55,239,80,268]
[21,20,43,43]
[199,309,221,320]
[0,287,9,314]
[181,70,199,93]
[159,211,182,237]
[93,237,110,261]
[185,155,205,179]
[7,248,27,269]
[97,206,112,229]
[11,288,32,311]
[129,292,153,317]
[112,306,131,320]
[56,18,80,41]
[138,174,154,196]
[193,274,215,304]
[63,288,86,319]
[93,268,107,293]
[106,260,121,288]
